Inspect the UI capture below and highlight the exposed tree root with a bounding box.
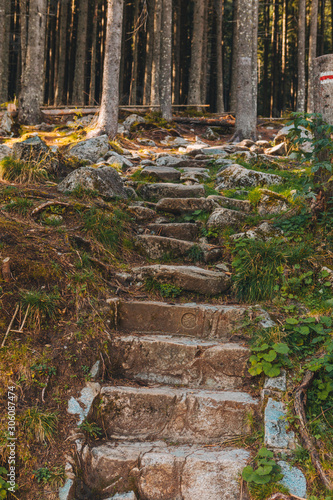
[294,369,333,490]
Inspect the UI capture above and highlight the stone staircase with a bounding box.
[77,300,263,500]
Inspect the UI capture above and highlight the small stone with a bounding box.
[264,370,287,392]
[0,144,12,160]
[106,152,133,170]
[13,136,50,161]
[123,114,146,130]
[277,461,307,498]
[67,135,110,163]
[67,382,100,425]
[264,398,295,449]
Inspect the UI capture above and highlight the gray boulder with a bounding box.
[137,183,205,201]
[0,144,12,161]
[207,208,246,229]
[12,136,50,161]
[57,166,130,199]
[123,114,145,130]
[105,152,133,169]
[67,135,109,163]
[216,164,282,189]
[0,112,14,136]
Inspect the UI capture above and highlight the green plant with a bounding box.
[242,448,283,485]
[83,207,132,251]
[145,278,182,298]
[21,407,58,443]
[78,419,103,439]
[21,289,60,327]
[248,187,262,207]
[232,238,312,302]
[34,465,65,487]
[249,342,290,377]
[0,156,50,183]
[187,244,204,262]
[0,467,11,499]
[70,185,99,199]
[4,197,33,215]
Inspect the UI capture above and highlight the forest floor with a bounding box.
[0,112,332,499]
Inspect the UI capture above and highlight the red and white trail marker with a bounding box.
[320,72,333,84]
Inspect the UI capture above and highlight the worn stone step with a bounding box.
[82,441,250,500]
[133,264,231,295]
[135,234,222,262]
[156,197,215,214]
[137,183,205,201]
[107,299,268,340]
[109,335,250,390]
[95,385,259,444]
[146,222,199,241]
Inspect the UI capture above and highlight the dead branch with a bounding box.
[31,200,70,217]
[1,304,20,348]
[41,375,50,403]
[294,369,333,490]
[2,257,11,282]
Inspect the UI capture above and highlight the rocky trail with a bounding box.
[0,115,318,499]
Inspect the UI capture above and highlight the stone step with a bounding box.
[135,234,222,262]
[156,197,214,214]
[95,385,259,444]
[146,222,199,241]
[82,441,250,500]
[107,299,267,340]
[136,183,205,201]
[132,264,231,295]
[109,335,250,390]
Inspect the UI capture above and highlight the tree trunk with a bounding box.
[55,0,69,105]
[308,0,319,112]
[151,0,162,106]
[172,0,181,104]
[262,0,270,116]
[129,0,139,104]
[72,0,89,105]
[143,0,154,105]
[252,0,259,123]
[93,0,124,138]
[297,0,306,112]
[18,0,47,124]
[216,0,224,113]
[89,0,99,105]
[160,0,172,120]
[188,0,205,106]
[233,0,258,141]
[200,0,208,106]
[0,0,10,103]
[230,0,238,112]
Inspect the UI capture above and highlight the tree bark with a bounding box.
[308,0,319,112]
[129,0,140,105]
[55,0,70,105]
[0,0,10,103]
[230,0,238,112]
[216,0,224,113]
[160,0,172,120]
[72,0,89,105]
[233,0,258,141]
[92,0,124,138]
[188,0,205,106]
[252,0,259,123]
[143,0,154,105]
[18,0,47,124]
[151,0,162,106]
[200,0,208,106]
[89,0,99,105]
[172,0,181,105]
[296,0,306,112]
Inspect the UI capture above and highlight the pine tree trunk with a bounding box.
[172,0,181,105]
[252,0,259,122]
[216,0,224,113]
[262,0,270,116]
[93,0,124,138]
[230,0,238,112]
[151,0,162,106]
[18,0,47,124]
[129,0,139,105]
[72,0,89,105]
[0,0,10,103]
[188,0,205,106]
[233,0,257,141]
[55,0,69,105]
[297,0,306,112]
[89,0,99,105]
[200,0,208,106]
[308,0,319,112]
[143,0,154,105]
[160,0,172,120]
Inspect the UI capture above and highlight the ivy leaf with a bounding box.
[252,474,272,485]
[256,465,273,476]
